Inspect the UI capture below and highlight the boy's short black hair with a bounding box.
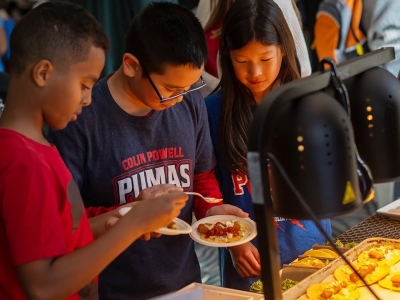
[125,2,208,75]
[9,1,109,76]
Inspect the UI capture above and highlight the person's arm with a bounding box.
[227,242,261,277]
[89,184,183,238]
[192,169,223,220]
[3,159,188,300]
[191,91,225,219]
[274,0,312,77]
[196,0,212,28]
[364,1,400,76]
[88,204,129,239]
[16,192,188,300]
[313,4,339,63]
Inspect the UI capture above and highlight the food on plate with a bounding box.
[378,272,400,291]
[281,278,299,292]
[306,280,360,299]
[303,249,336,259]
[333,261,390,286]
[358,245,400,266]
[291,257,327,268]
[196,219,249,243]
[167,221,177,229]
[197,223,213,234]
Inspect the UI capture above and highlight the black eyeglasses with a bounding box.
[140,63,206,103]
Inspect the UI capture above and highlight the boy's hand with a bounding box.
[104,202,138,231]
[136,184,183,201]
[205,204,249,218]
[129,191,189,236]
[228,242,261,277]
[100,185,183,236]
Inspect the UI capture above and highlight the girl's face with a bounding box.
[230,40,283,103]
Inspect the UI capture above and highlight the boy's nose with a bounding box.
[173,95,184,104]
[82,95,92,107]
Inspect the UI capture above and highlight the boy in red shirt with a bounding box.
[0,1,188,299]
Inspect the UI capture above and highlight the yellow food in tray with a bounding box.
[306,280,360,299]
[378,272,400,292]
[288,240,400,300]
[333,261,390,287]
[318,249,339,258]
[358,245,400,266]
[291,257,327,268]
[303,249,337,259]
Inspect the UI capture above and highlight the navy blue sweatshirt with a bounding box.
[48,77,221,299]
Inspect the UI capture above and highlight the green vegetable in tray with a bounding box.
[249,278,299,293]
[323,240,344,248]
[281,278,299,292]
[343,241,358,248]
[322,239,358,248]
[250,279,263,293]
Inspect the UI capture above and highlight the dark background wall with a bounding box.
[68,0,198,77]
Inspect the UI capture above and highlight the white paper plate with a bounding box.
[377,198,400,220]
[190,215,257,247]
[118,206,192,235]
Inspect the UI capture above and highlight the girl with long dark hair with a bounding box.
[206,0,331,291]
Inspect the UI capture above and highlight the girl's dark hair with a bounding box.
[125,2,208,75]
[218,0,301,175]
[9,1,109,76]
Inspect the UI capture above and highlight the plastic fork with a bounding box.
[185,192,223,203]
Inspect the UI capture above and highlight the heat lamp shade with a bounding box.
[345,67,400,183]
[267,91,362,219]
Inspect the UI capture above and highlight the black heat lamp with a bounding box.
[247,48,399,300]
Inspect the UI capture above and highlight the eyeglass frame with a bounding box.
[139,62,206,103]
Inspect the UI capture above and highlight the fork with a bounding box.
[185,192,223,203]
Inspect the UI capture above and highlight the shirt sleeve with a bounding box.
[196,0,211,28]
[2,161,67,265]
[191,93,223,219]
[193,169,222,220]
[314,11,340,63]
[274,0,312,77]
[365,1,400,76]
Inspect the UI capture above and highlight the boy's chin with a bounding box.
[48,121,70,131]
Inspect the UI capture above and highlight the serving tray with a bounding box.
[282,237,400,300]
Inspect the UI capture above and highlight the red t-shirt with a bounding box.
[0,129,96,299]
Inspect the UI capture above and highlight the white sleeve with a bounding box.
[364,0,400,77]
[196,0,211,28]
[200,71,220,98]
[274,0,312,77]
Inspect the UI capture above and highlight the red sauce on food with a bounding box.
[205,222,240,239]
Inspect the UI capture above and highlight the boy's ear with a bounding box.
[32,60,54,87]
[122,53,141,78]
